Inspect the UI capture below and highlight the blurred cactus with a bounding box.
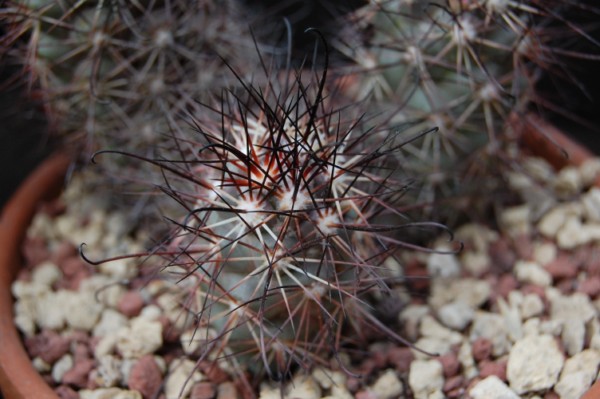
[1,0,261,153]
[331,0,600,220]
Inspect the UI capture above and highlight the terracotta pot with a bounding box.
[0,152,70,399]
[512,112,599,179]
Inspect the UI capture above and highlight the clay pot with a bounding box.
[512,112,599,179]
[0,152,70,399]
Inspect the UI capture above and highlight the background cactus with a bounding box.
[330,0,600,223]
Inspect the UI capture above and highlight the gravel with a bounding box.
[12,155,600,398]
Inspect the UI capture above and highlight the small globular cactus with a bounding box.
[1,0,260,152]
[331,0,600,220]
[88,40,459,383]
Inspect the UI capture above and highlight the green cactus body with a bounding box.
[94,67,454,378]
[333,0,567,215]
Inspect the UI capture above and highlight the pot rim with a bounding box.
[0,152,70,399]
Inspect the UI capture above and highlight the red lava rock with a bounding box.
[355,390,378,399]
[198,361,230,384]
[556,279,575,295]
[478,359,507,381]
[158,316,181,344]
[55,385,79,399]
[521,284,547,305]
[51,242,78,266]
[544,253,579,279]
[56,256,93,290]
[118,290,145,317]
[25,330,70,364]
[62,359,95,388]
[405,258,430,291]
[495,274,519,299]
[59,256,89,278]
[489,238,517,271]
[371,347,390,369]
[577,276,600,297]
[128,355,163,399]
[446,387,466,398]
[38,198,67,217]
[191,382,216,399]
[389,347,414,373]
[443,375,464,393]
[346,376,361,393]
[22,235,50,267]
[72,342,92,363]
[512,234,534,260]
[471,338,493,362]
[437,352,460,378]
[357,358,377,377]
[544,391,560,399]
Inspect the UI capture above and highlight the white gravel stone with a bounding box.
[35,290,73,330]
[538,204,581,238]
[470,375,520,399]
[532,241,557,265]
[79,388,142,399]
[11,279,48,300]
[497,297,522,342]
[470,311,511,356]
[555,349,600,399]
[408,359,444,399]
[580,158,600,186]
[285,375,322,399]
[164,358,204,399]
[93,355,123,388]
[550,292,596,355]
[499,204,531,236]
[455,223,498,252]
[138,304,163,321]
[31,261,62,286]
[52,354,73,383]
[259,383,281,399]
[180,328,216,356]
[14,296,38,336]
[427,246,461,278]
[95,332,118,359]
[95,284,126,309]
[116,317,163,358]
[99,258,137,280]
[412,337,454,360]
[461,251,490,276]
[93,309,128,337]
[582,188,600,222]
[554,166,583,197]
[520,293,545,320]
[437,300,475,330]
[312,368,346,390]
[514,260,552,287]
[458,340,478,379]
[64,290,104,331]
[32,357,51,373]
[429,279,491,311]
[420,315,463,345]
[370,369,403,399]
[507,334,564,394]
[399,304,429,341]
[557,216,591,249]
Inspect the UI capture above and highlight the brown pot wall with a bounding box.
[0,153,69,399]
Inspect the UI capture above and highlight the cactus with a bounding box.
[1,0,261,152]
[331,0,600,220]
[86,43,459,382]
